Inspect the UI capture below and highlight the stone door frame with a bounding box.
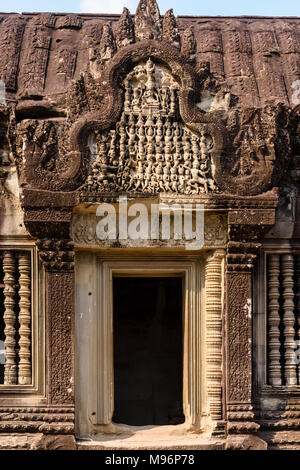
[75,252,216,438]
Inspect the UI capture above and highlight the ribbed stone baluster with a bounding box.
[295,255,300,384]
[282,254,297,385]
[3,251,17,385]
[205,250,224,420]
[267,254,282,385]
[17,252,31,385]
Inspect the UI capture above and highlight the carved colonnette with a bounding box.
[205,249,225,435]
[267,254,282,386]
[252,245,300,448]
[0,249,34,387]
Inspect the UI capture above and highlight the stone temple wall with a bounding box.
[0,0,299,450]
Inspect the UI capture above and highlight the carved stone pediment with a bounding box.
[83,59,216,195]
[62,39,230,199]
[14,0,291,200]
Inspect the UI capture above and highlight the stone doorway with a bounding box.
[112,276,184,426]
[75,252,224,441]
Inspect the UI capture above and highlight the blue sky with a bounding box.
[0,0,299,16]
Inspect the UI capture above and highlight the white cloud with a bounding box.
[80,0,136,14]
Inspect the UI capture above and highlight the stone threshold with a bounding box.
[77,439,225,450]
[76,425,225,450]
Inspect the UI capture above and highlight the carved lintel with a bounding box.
[71,212,227,248]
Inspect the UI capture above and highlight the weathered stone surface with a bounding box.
[259,431,300,450]
[181,26,197,65]
[115,8,135,49]
[31,434,76,450]
[77,438,225,450]
[225,434,268,450]
[0,434,43,450]
[99,23,116,63]
[0,17,25,92]
[0,432,75,450]
[162,9,180,49]
[0,10,297,107]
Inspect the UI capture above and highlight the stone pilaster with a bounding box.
[225,209,275,450]
[36,239,75,406]
[19,202,76,443]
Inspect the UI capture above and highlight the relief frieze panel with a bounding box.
[82,59,216,195]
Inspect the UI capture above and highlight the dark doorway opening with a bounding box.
[113,276,184,426]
